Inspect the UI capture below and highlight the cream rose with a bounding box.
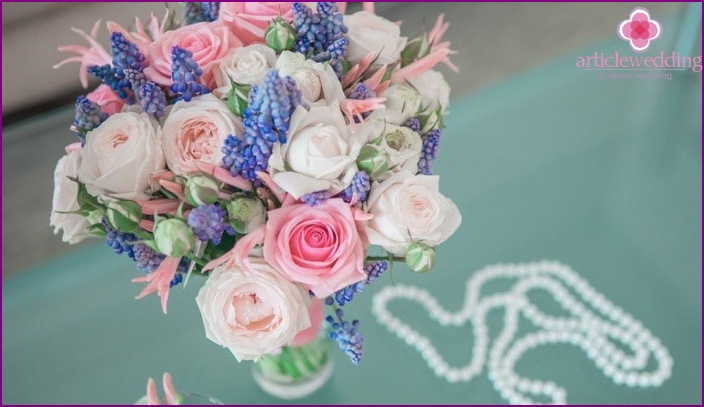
[78,111,165,201]
[408,70,451,114]
[344,11,407,66]
[212,44,277,98]
[276,51,345,105]
[268,103,361,198]
[195,257,311,362]
[51,143,91,244]
[367,84,422,125]
[161,94,244,176]
[378,124,422,178]
[365,170,461,255]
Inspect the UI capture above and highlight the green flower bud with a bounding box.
[418,106,443,135]
[226,82,251,117]
[105,200,142,232]
[265,16,296,53]
[226,197,266,234]
[185,175,220,207]
[357,144,390,180]
[405,242,436,273]
[154,219,195,258]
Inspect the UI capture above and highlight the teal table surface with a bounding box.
[3,30,701,404]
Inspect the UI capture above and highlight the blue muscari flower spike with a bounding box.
[187,203,235,245]
[201,2,220,21]
[311,37,348,78]
[332,282,366,306]
[171,46,210,102]
[87,64,128,98]
[122,69,167,119]
[349,83,376,100]
[111,32,145,72]
[170,272,184,288]
[221,70,302,182]
[183,2,219,24]
[404,117,421,133]
[74,95,107,132]
[103,219,138,259]
[138,83,168,119]
[123,69,146,90]
[183,2,206,24]
[292,2,348,76]
[301,190,330,206]
[364,260,389,284]
[327,261,388,307]
[339,171,370,203]
[111,32,146,99]
[87,33,146,102]
[327,308,364,365]
[124,239,191,280]
[133,243,166,273]
[418,129,441,175]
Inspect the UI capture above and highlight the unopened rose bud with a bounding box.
[185,176,220,207]
[226,197,266,234]
[357,145,390,180]
[418,107,443,135]
[265,16,296,53]
[405,242,436,273]
[105,200,142,232]
[226,82,251,116]
[154,218,195,258]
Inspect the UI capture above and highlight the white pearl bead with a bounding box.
[371,261,673,405]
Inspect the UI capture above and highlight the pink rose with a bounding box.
[86,84,125,116]
[161,94,243,176]
[218,2,295,45]
[143,22,242,89]
[196,257,312,362]
[263,198,368,298]
[290,298,325,347]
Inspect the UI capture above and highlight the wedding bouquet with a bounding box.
[51,2,461,366]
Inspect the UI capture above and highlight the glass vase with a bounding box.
[252,337,334,399]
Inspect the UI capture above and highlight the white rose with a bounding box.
[350,118,386,145]
[196,257,311,362]
[344,11,407,66]
[408,70,450,114]
[268,103,362,198]
[161,94,244,176]
[276,51,345,105]
[78,111,166,201]
[379,124,422,178]
[365,170,461,255]
[367,84,422,125]
[212,44,277,98]
[51,144,91,244]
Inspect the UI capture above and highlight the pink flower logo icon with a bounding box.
[618,7,662,53]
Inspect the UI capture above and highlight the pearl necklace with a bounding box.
[371,260,673,404]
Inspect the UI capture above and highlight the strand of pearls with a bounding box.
[371,260,673,404]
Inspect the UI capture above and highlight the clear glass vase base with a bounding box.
[252,358,334,399]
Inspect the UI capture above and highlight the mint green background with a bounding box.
[3,17,701,405]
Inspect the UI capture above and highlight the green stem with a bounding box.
[365,256,406,263]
